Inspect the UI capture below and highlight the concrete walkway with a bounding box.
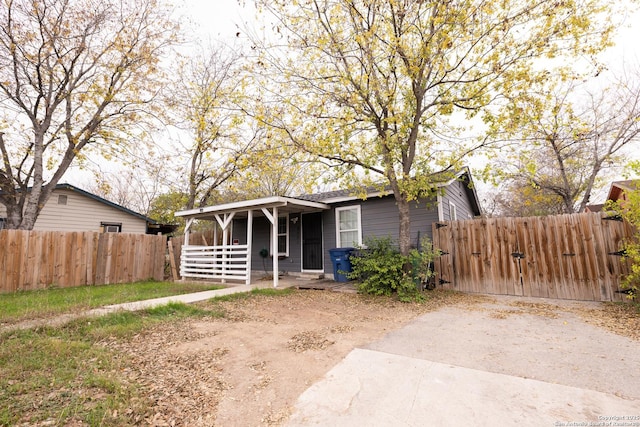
[87,284,256,316]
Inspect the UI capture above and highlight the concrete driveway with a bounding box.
[286,295,640,426]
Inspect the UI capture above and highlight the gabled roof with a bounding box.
[296,167,482,216]
[55,183,157,224]
[606,179,640,202]
[176,167,482,219]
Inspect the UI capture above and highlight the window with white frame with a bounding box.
[270,215,289,256]
[336,205,362,248]
[449,202,457,221]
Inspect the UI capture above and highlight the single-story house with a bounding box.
[0,183,174,234]
[175,168,482,286]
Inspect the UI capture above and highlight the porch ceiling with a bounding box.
[174,196,330,221]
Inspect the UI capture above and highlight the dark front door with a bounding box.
[302,212,323,270]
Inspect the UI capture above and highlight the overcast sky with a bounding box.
[67,1,640,198]
[182,0,640,66]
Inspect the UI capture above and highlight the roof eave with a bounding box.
[175,196,330,219]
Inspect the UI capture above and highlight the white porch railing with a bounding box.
[180,244,250,284]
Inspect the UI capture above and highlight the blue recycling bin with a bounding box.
[329,247,355,282]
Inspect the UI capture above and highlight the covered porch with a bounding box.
[174,196,330,287]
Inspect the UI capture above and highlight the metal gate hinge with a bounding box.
[608,249,627,257]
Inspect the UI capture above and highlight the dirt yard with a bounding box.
[102,289,639,427]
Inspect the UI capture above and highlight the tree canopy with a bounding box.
[252,0,617,254]
[0,0,179,229]
[488,68,640,215]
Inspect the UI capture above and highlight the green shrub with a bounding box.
[607,162,640,299]
[348,236,438,302]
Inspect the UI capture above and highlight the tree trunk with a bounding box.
[396,197,411,257]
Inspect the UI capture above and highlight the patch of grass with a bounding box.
[0,327,141,426]
[57,302,224,342]
[0,281,222,324]
[0,301,225,426]
[208,287,294,303]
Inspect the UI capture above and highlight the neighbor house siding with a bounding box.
[28,189,147,233]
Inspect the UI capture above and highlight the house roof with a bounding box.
[606,179,640,202]
[55,183,158,224]
[176,167,482,220]
[297,167,480,210]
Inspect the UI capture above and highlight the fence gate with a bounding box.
[432,212,634,302]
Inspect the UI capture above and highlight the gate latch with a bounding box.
[511,252,525,259]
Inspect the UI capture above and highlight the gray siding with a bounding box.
[230,179,475,275]
[233,214,303,274]
[0,188,148,233]
[321,195,440,272]
[442,180,475,220]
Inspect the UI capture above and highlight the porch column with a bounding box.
[272,206,278,288]
[184,218,194,246]
[261,206,279,288]
[246,209,253,286]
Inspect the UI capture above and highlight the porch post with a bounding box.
[184,218,194,246]
[272,206,279,288]
[221,213,229,284]
[246,209,253,286]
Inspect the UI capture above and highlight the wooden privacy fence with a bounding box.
[432,212,635,302]
[0,230,166,293]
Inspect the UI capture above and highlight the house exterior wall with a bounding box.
[231,180,477,275]
[441,179,476,220]
[321,195,440,272]
[233,214,304,275]
[0,188,148,233]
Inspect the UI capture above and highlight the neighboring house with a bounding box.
[0,183,170,234]
[606,179,639,206]
[584,180,639,213]
[175,168,482,285]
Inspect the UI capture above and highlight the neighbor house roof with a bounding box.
[55,183,157,224]
[607,179,640,203]
[584,203,604,213]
